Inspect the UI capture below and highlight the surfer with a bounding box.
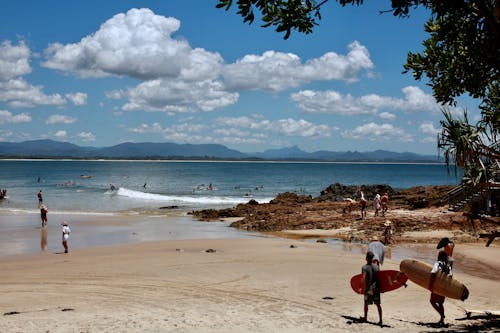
[429,250,452,326]
[61,221,71,253]
[437,237,454,267]
[361,251,382,326]
[40,204,48,227]
[110,184,116,191]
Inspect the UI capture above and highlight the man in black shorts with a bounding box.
[362,251,382,325]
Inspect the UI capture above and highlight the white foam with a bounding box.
[116,187,271,205]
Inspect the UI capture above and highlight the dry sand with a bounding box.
[1,232,499,332]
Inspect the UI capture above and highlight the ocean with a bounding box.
[0,160,461,215]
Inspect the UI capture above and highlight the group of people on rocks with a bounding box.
[361,227,455,327]
[344,191,390,219]
[37,189,70,253]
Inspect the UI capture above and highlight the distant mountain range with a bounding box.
[0,140,443,162]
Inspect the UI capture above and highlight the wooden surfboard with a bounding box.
[400,259,469,301]
[350,270,408,294]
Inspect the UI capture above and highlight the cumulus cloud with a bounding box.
[0,40,75,108]
[77,131,96,142]
[46,114,77,124]
[127,115,331,146]
[379,112,396,121]
[419,121,440,135]
[54,130,67,139]
[291,86,442,115]
[0,110,32,124]
[216,115,331,138]
[42,8,223,81]
[121,79,239,113]
[223,41,373,91]
[0,40,31,81]
[65,92,87,105]
[342,122,413,142]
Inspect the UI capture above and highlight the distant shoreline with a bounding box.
[0,158,447,165]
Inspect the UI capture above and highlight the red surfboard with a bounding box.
[350,270,408,294]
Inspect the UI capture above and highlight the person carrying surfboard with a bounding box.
[437,237,454,267]
[361,251,383,326]
[429,250,452,326]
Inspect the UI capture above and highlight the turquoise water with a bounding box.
[0,160,461,214]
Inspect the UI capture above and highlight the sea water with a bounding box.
[0,160,461,215]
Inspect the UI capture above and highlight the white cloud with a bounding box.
[0,40,73,108]
[54,130,67,139]
[65,92,87,105]
[121,79,239,113]
[42,8,223,81]
[419,121,440,135]
[342,122,413,142]
[216,115,331,138]
[0,40,31,81]
[77,131,96,142]
[46,114,77,124]
[0,110,31,124]
[379,112,396,121]
[291,86,442,115]
[223,41,373,91]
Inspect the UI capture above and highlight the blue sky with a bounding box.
[0,0,478,155]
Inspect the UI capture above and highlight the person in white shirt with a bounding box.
[368,236,386,266]
[61,221,71,253]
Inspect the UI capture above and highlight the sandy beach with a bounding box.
[0,214,499,332]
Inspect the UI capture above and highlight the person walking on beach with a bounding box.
[37,190,43,204]
[381,193,389,216]
[437,237,454,267]
[368,236,386,266]
[373,194,381,217]
[61,221,71,253]
[362,251,382,325]
[429,250,452,326]
[40,204,48,227]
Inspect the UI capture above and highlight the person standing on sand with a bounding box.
[429,250,452,326]
[437,237,454,267]
[362,251,382,325]
[37,190,43,204]
[40,204,48,227]
[61,221,71,253]
[373,194,381,217]
[381,193,389,216]
[367,236,386,266]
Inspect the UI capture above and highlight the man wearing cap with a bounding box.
[368,236,386,266]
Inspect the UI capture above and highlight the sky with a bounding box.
[0,0,479,155]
